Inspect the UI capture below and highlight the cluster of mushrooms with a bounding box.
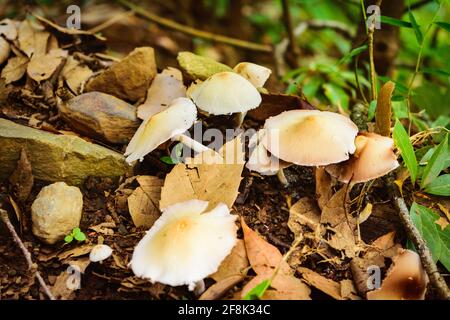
[124,60,426,298]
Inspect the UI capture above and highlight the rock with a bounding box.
[59,92,140,143]
[0,119,129,185]
[31,182,83,244]
[177,51,232,80]
[85,47,157,102]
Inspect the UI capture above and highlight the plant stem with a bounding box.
[118,0,272,53]
[281,0,300,65]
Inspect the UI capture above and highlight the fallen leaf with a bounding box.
[89,221,116,235]
[0,37,10,65]
[137,67,186,120]
[288,197,321,234]
[241,271,310,300]
[297,267,342,300]
[127,176,163,228]
[58,244,94,261]
[241,217,291,275]
[1,55,29,83]
[357,202,373,224]
[50,257,90,300]
[18,19,49,58]
[315,167,334,210]
[211,239,249,282]
[199,275,244,300]
[320,187,350,227]
[160,136,244,210]
[375,81,395,137]
[9,148,34,202]
[340,279,361,300]
[0,19,19,40]
[27,48,68,82]
[61,56,93,94]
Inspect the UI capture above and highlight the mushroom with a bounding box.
[130,199,237,290]
[89,244,113,263]
[125,97,197,163]
[326,132,399,183]
[246,130,291,184]
[233,62,271,88]
[262,110,358,166]
[367,249,429,300]
[188,71,262,127]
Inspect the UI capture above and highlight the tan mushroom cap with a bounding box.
[262,110,358,166]
[326,132,399,183]
[367,249,429,300]
[246,130,291,175]
[188,71,262,115]
[125,97,196,163]
[130,199,237,289]
[233,62,272,88]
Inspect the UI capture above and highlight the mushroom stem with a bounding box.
[277,168,289,186]
[232,111,247,128]
[172,134,209,154]
[192,280,206,296]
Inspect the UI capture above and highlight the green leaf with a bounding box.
[380,16,413,28]
[74,231,86,242]
[174,142,183,158]
[393,120,418,183]
[435,21,450,32]
[243,279,271,300]
[339,45,368,64]
[72,227,81,235]
[421,68,450,78]
[424,174,450,196]
[64,235,73,244]
[410,203,450,272]
[160,156,176,165]
[367,100,377,121]
[408,11,423,44]
[421,134,449,188]
[323,83,349,110]
[392,100,409,119]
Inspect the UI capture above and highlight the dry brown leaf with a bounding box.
[211,239,249,282]
[241,217,291,275]
[137,67,186,120]
[375,81,395,137]
[298,267,342,300]
[320,187,350,227]
[18,20,49,58]
[288,197,321,235]
[0,19,19,40]
[357,202,373,224]
[127,176,163,228]
[9,148,34,202]
[160,136,244,210]
[58,244,94,261]
[199,275,244,300]
[50,257,91,300]
[327,221,358,258]
[241,271,311,300]
[27,48,67,82]
[89,221,116,235]
[315,167,334,210]
[340,279,361,300]
[61,56,93,94]
[1,55,28,83]
[0,37,10,65]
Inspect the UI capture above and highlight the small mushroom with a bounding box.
[262,110,358,166]
[188,71,261,127]
[367,249,429,300]
[246,130,291,179]
[89,244,113,262]
[125,97,197,163]
[326,132,399,183]
[130,199,237,289]
[233,62,271,88]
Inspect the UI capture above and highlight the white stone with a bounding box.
[89,244,113,262]
[31,182,83,244]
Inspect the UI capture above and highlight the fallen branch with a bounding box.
[393,197,450,300]
[0,209,55,300]
[118,0,272,53]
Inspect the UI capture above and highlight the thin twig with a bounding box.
[281,0,300,65]
[393,197,450,300]
[0,209,55,300]
[118,0,272,53]
[88,10,135,34]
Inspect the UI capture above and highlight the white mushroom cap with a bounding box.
[130,199,237,289]
[262,110,358,166]
[89,244,113,262]
[188,71,262,115]
[246,130,291,175]
[125,97,197,163]
[326,132,399,183]
[233,62,272,88]
[367,249,429,300]
[137,68,186,120]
